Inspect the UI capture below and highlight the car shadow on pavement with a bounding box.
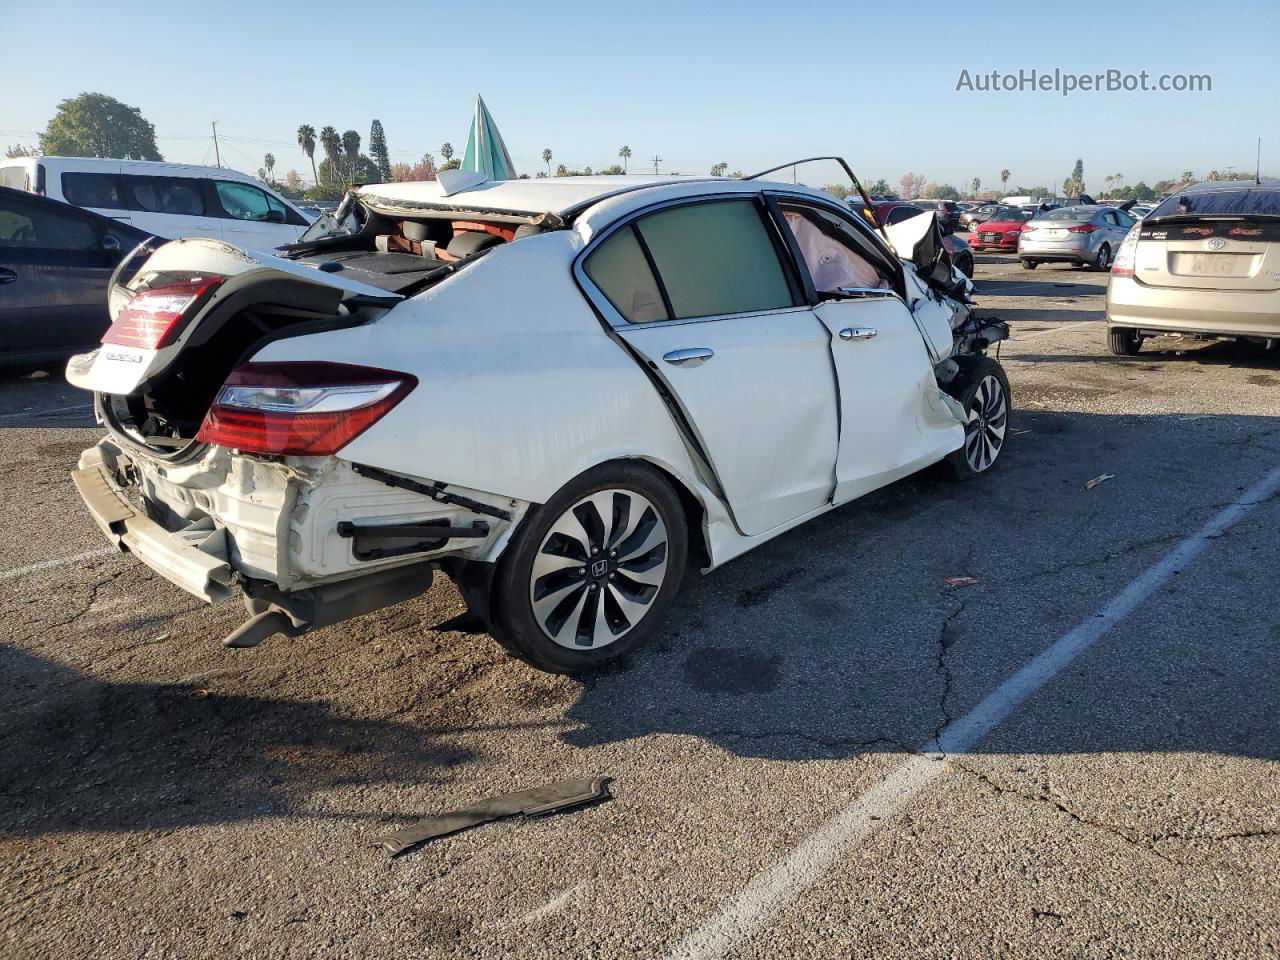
[973,277,1106,298]
[560,409,1280,769]
[0,644,471,837]
[1011,340,1280,370]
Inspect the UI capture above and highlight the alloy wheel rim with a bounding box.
[529,489,669,650]
[1097,246,1109,269]
[964,375,1008,473]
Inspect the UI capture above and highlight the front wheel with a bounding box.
[946,357,1011,480]
[1020,259,1038,270]
[1091,244,1112,272]
[956,252,975,278]
[490,462,688,673]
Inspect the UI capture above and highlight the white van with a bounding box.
[0,156,312,250]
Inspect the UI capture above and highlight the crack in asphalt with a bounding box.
[951,762,1189,866]
[10,564,132,648]
[932,540,977,745]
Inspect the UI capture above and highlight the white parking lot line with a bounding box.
[665,460,1280,960]
[1011,320,1097,341]
[0,547,117,583]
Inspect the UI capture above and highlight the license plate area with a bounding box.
[1168,252,1256,278]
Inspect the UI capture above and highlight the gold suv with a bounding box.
[1105,180,1280,355]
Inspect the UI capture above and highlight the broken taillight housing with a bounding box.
[1110,225,1141,277]
[195,362,418,456]
[101,276,225,349]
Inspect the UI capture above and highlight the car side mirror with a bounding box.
[264,209,286,223]
[101,234,121,253]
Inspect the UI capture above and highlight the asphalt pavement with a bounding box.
[2,251,1278,959]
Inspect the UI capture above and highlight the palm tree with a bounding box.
[971,177,981,196]
[1104,174,1114,195]
[999,168,1010,196]
[1114,172,1124,191]
[542,149,552,176]
[263,153,275,181]
[441,142,454,164]
[619,145,631,174]
[710,162,728,177]
[319,126,341,184]
[296,125,317,187]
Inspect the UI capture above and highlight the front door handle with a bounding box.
[0,268,16,285]
[838,326,877,341]
[663,347,714,367]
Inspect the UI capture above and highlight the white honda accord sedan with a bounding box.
[67,162,1010,673]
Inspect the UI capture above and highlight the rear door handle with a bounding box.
[0,268,16,285]
[663,347,714,367]
[838,326,877,341]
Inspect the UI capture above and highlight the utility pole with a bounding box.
[211,121,222,167]
[651,155,662,175]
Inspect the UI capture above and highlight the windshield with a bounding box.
[1149,186,1280,219]
[1044,207,1096,221]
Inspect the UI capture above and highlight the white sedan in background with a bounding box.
[67,163,1010,673]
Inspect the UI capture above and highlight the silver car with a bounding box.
[1017,205,1137,271]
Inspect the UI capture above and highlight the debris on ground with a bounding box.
[377,777,612,858]
[944,577,979,587]
[1084,474,1116,490]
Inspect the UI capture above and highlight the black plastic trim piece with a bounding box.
[350,463,512,521]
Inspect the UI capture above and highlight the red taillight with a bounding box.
[102,276,225,349]
[195,362,417,456]
[1021,222,1037,232]
[1067,224,1098,234]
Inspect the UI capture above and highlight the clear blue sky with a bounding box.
[3,0,1277,192]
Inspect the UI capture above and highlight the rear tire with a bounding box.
[1091,244,1112,272]
[1020,259,1038,270]
[490,461,688,674]
[1108,327,1143,356]
[945,357,1011,480]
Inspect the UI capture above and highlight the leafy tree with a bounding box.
[368,119,391,181]
[597,164,625,176]
[284,170,303,193]
[925,182,961,200]
[1181,170,1194,182]
[999,168,1011,195]
[41,92,161,160]
[440,158,461,172]
[899,172,926,199]
[1063,158,1085,197]
[440,142,455,165]
[823,184,850,200]
[710,162,728,177]
[863,178,892,196]
[619,145,631,173]
[5,144,39,158]
[542,148,552,176]
[319,154,379,189]
[297,125,318,187]
[319,127,341,183]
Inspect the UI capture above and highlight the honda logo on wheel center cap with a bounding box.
[591,559,609,578]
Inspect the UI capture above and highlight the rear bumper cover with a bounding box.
[72,445,233,602]
[1107,276,1280,337]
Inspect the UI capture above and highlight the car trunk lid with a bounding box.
[1133,218,1280,292]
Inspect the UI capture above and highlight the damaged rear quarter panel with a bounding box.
[248,231,715,511]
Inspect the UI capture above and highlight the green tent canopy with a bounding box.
[461,95,517,180]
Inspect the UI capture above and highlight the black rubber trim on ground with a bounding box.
[376,777,613,857]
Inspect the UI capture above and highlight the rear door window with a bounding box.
[62,172,126,210]
[125,176,206,216]
[633,200,796,320]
